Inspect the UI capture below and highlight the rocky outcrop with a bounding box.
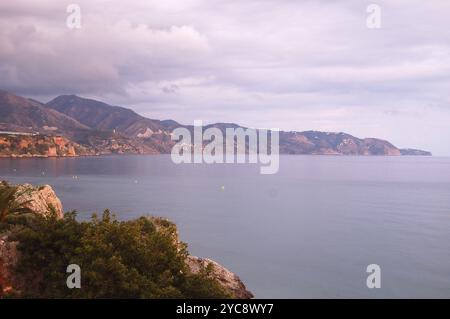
[187,256,254,299]
[0,134,92,157]
[14,183,64,219]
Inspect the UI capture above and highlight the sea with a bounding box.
[1,155,449,298]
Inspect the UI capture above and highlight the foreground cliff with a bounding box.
[0,182,253,299]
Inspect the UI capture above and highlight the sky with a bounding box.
[0,0,449,155]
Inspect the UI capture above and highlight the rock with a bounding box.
[14,184,64,219]
[0,134,90,157]
[186,255,254,299]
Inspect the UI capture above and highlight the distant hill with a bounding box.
[46,95,174,138]
[0,90,90,137]
[46,94,175,153]
[0,90,431,156]
[279,131,402,155]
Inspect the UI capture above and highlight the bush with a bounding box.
[8,211,231,299]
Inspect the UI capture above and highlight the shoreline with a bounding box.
[0,153,433,159]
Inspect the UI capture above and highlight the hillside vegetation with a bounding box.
[0,182,253,299]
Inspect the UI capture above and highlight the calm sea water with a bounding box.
[1,155,449,298]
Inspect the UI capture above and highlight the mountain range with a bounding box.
[0,90,431,157]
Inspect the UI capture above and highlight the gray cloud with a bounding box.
[1,0,450,154]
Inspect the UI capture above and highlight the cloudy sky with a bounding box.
[1,0,449,154]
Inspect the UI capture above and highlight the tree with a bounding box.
[9,210,232,299]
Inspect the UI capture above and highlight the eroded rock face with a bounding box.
[14,184,64,219]
[187,256,254,299]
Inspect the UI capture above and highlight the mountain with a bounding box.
[46,95,176,153]
[279,131,402,155]
[0,91,161,155]
[0,90,431,156]
[46,95,174,138]
[0,90,90,137]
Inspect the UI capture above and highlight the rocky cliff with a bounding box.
[0,134,92,157]
[13,183,64,219]
[0,133,158,157]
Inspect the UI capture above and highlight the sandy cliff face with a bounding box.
[0,134,92,157]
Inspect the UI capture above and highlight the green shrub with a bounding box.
[8,210,231,299]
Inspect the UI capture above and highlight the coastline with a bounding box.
[0,152,433,159]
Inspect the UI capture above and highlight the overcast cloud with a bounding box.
[1,0,449,154]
